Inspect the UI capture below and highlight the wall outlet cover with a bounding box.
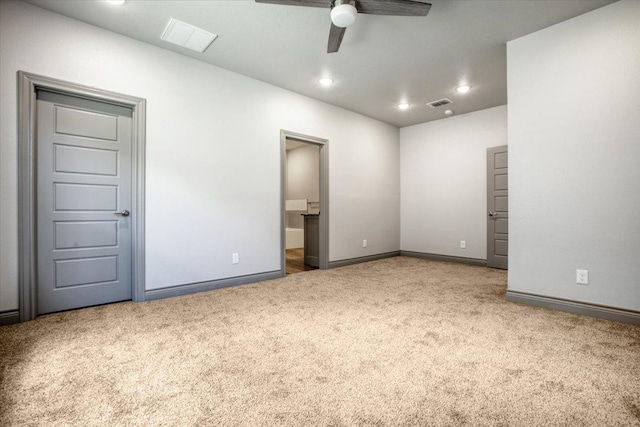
[576,269,588,285]
[460,240,466,249]
[232,253,239,264]
[363,239,367,248]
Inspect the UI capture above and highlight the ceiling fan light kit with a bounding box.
[255,0,431,53]
[331,1,358,28]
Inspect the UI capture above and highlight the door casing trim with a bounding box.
[17,71,147,321]
[280,130,329,275]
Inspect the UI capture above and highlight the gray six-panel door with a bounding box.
[487,145,508,269]
[37,90,133,314]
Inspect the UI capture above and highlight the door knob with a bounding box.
[488,211,497,217]
[115,210,130,217]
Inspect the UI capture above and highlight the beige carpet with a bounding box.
[1,257,639,426]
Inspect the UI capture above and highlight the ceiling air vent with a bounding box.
[426,98,452,108]
[161,18,217,53]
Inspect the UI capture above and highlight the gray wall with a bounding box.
[507,0,640,311]
[286,144,319,229]
[400,106,507,260]
[0,0,400,309]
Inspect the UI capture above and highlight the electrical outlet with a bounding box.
[363,239,367,248]
[576,269,588,285]
[460,240,466,249]
[232,253,239,264]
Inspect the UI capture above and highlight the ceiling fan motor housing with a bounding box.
[331,0,358,28]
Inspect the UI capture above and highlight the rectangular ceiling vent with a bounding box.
[161,18,217,53]
[426,98,452,108]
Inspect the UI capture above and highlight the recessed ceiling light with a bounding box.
[161,18,218,53]
[456,85,471,94]
[106,0,126,4]
[445,109,454,116]
[318,78,334,86]
[398,103,410,110]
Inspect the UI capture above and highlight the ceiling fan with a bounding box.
[255,0,432,53]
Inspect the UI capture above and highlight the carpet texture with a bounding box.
[1,257,639,426]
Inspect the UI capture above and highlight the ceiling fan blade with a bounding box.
[327,23,346,53]
[254,0,331,8]
[356,0,431,16]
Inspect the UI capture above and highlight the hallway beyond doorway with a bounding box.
[286,248,316,275]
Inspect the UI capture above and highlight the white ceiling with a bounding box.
[24,0,614,127]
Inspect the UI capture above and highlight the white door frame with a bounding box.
[17,71,147,321]
[280,130,329,274]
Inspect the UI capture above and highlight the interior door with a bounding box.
[487,145,508,269]
[36,90,133,314]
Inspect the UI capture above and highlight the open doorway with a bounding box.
[280,131,328,276]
